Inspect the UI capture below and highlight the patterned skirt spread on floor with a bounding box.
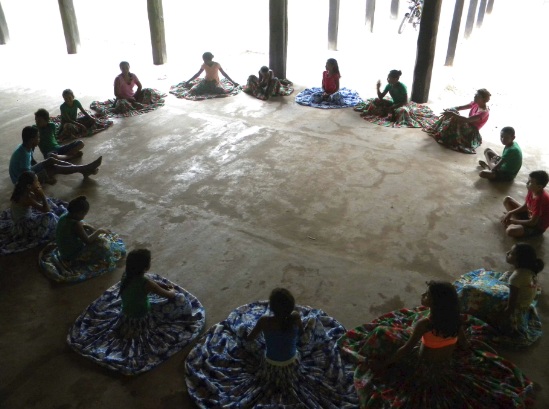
[67,273,205,375]
[50,113,113,141]
[295,87,363,109]
[169,78,241,101]
[39,232,126,283]
[0,198,67,256]
[422,109,482,153]
[338,307,534,409]
[354,98,436,128]
[90,88,166,118]
[454,268,542,348]
[242,76,294,100]
[185,301,358,408]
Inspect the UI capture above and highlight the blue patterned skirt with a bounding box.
[185,302,358,408]
[67,273,205,375]
[0,198,67,256]
[295,87,363,109]
[39,232,126,283]
[454,268,542,348]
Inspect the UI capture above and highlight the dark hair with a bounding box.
[62,89,74,98]
[269,288,295,331]
[326,58,340,76]
[427,281,460,338]
[67,195,90,214]
[120,249,151,295]
[34,108,50,121]
[202,52,214,61]
[529,170,549,188]
[501,126,515,137]
[476,88,491,100]
[260,66,269,73]
[514,243,544,274]
[119,61,130,68]
[22,126,38,144]
[388,69,402,79]
[11,171,36,202]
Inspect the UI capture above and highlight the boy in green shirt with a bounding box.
[34,108,84,161]
[479,126,522,181]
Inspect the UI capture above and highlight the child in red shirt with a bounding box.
[501,170,549,237]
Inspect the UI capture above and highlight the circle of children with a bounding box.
[2,52,547,408]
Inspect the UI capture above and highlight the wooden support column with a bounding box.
[365,0,376,33]
[444,0,465,66]
[147,0,167,65]
[486,0,494,14]
[390,0,399,20]
[58,0,80,54]
[269,0,288,79]
[411,0,442,103]
[476,0,487,28]
[464,0,478,38]
[328,0,340,50]
[0,2,9,45]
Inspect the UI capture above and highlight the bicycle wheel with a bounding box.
[398,12,410,34]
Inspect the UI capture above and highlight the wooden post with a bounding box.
[486,0,494,14]
[328,0,340,50]
[147,0,167,65]
[390,0,399,20]
[269,0,288,79]
[58,0,80,54]
[444,0,465,66]
[0,2,9,45]
[476,0,487,28]
[365,0,376,33]
[411,0,443,103]
[464,0,478,38]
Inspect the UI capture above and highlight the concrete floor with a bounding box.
[1,82,548,408]
[1,2,549,407]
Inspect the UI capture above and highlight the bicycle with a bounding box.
[398,0,422,34]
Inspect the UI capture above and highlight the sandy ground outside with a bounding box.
[0,0,548,408]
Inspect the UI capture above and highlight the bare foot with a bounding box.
[478,160,489,169]
[82,156,102,177]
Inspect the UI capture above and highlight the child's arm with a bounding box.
[186,68,204,86]
[74,221,109,244]
[146,278,176,299]
[292,311,305,336]
[220,68,238,86]
[376,80,389,99]
[380,318,429,368]
[245,316,266,341]
[329,75,340,95]
[21,187,50,213]
[503,284,519,316]
[133,75,143,97]
[501,202,528,225]
[77,101,94,120]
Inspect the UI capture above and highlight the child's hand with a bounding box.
[376,80,381,89]
[96,228,110,235]
[500,212,511,225]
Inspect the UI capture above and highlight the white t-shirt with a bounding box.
[508,268,538,308]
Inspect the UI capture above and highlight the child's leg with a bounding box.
[479,170,498,180]
[51,156,102,177]
[53,141,85,160]
[503,196,522,213]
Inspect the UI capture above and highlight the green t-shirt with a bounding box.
[35,123,59,156]
[383,82,408,105]
[60,99,83,122]
[499,142,522,178]
[121,276,151,318]
[56,213,84,260]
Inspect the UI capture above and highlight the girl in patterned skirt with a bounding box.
[185,288,358,408]
[1,171,66,255]
[67,249,205,374]
[338,281,534,408]
[454,244,543,348]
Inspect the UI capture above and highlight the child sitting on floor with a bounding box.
[479,126,522,181]
[185,52,239,96]
[34,108,84,161]
[59,89,98,140]
[501,170,549,238]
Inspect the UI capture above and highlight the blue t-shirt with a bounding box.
[9,144,32,184]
